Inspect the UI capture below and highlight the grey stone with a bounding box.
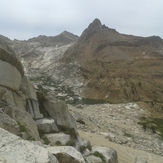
[45,133,70,145]
[0,110,19,135]
[0,89,6,101]
[36,118,59,133]
[20,76,37,101]
[85,155,102,163]
[47,146,86,163]
[92,146,118,163]
[43,98,77,135]
[26,99,43,119]
[0,128,59,163]
[5,106,40,141]
[13,91,26,111]
[0,60,21,91]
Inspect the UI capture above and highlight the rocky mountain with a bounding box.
[8,31,78,71]
[4,18,163,109]
[1,19,163,163]
[0,36,120,163]
[60,19,163,106]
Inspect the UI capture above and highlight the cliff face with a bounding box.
[0,39,44,141]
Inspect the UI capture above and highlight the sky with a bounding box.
[1,0,163,40]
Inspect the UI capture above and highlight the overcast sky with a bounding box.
[1,0,163,40]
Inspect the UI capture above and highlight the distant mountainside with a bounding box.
[7,31,79,71]
[62,18,163,62]
[1,19,163,108]
[27,31,78,46]
[60,18,163,104]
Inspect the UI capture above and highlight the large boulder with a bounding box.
[0,60,21,91]
[36,118,59,134]
[47,146,86,163]
[0,109,19,135]
[0,128,59,163]
[92,146,118,163]
[85,155,102,163]
[20,76,37,101]
[5,106,40,141]
[0,48,24,76]
[43,98,77,136]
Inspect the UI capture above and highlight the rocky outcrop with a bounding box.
[45,133,70,145]
[47,146,86,163]
[5,106,40,141]
[36,118,59,133]
[0,109,19,135]
[43,97,77,135]
[20,76,37,100]
[85,155,102,163]
[0,48,24,76]
[92,146,118,163]
[26,99,43,119]
[0,128,59,163]
[0,60,21,91]
[0,46,42,140]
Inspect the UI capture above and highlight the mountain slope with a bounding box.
[61,19,163,105]
[9,31,78,71]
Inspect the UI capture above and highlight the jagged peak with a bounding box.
[88,18,102,29]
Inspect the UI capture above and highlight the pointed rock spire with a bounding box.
[88,18,102,29]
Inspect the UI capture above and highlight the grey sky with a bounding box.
[1,0,163,40]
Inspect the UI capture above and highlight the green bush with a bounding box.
[17,121,28,133]
[55,141,62,146]
[86,144,92,151]
[42,136,50,145]
[66,139,76,146]
[93,151,106,162]
[138,117,163,139]
[65,128,76,137]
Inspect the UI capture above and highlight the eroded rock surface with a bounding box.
[47,146,86,163]
[0,128,59,163]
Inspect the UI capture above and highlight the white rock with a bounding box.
[85,155,102,163]
[47,146,86,163]
[36,118,59,133]
[45,133,70,145]
[92,146,118,163]
[0,110,19,135]
[0,128,59,163]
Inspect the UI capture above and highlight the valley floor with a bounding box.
[68,102,163,163]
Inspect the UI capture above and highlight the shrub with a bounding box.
[66,139,76,146]
[55,141,62,146]
[93,151,106,162]
[42,136,50,145]
[86,144,92,151]
[17,121,28,133]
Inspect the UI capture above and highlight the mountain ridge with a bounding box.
[1,18,163,105]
